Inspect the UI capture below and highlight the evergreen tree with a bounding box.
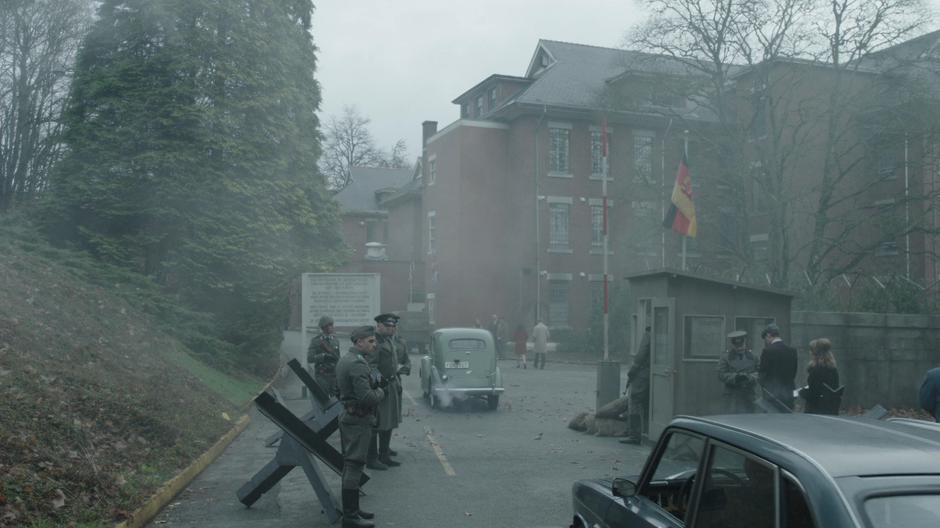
[44,0,340,366]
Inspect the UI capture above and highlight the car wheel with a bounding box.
[487,394,499,410]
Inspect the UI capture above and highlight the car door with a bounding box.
[605,429,706,527]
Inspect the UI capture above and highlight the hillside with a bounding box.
[0,228,266,527]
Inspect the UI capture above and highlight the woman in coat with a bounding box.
[513,324,528,369]
[801,338,841,415]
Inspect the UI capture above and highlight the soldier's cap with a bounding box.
[727,330,747,339]
[761,323,780,338]
[350,325,375,343]
[318,315,334,328]
[374,313,399,326]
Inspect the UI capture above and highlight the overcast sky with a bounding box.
[312,1,646,160]
[312,1,940,162]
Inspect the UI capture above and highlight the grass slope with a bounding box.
[0,230,266,527]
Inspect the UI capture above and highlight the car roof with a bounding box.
[672,414,940,478]
[432,328,494,339]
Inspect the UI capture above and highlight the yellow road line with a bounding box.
[425,430,457,476]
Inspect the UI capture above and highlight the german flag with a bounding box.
[662,154,697,237]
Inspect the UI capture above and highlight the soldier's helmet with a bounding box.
[318,315,334,329]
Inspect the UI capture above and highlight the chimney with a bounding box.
[422,121,438,147]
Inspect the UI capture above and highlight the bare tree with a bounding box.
[627,0,937,290]
[0,0,93,210]
[320,105,409,190]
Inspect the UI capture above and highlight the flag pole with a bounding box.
[602,118,609,362]
[682,131,689,271]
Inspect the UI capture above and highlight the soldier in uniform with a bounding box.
[366,313,403,469]
[717,330,758,413]
[308,315,341,396]
[621,326,651,444]
[335,326,385,528]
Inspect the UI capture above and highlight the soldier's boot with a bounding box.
[378,431,400,467]
[620,414,643,444]
[356,491,375,521]
[366,434,388,471]
[342,489,374,528]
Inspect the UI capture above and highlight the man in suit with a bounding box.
[758,323,797,411]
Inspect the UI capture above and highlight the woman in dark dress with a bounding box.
[801,338,841,415]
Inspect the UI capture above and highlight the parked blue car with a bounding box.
[419,328,504,410]
[571,414,940,527]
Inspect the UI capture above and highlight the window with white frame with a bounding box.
[488,87,497,109]
[591,130,611,176]
[427,211,436,255]
[476,96,484,117]
[591,205,604,247]
[633,133,654,184]
[548,280,570,325]
[549,202,570,249]
[427,157,436,185]
[549,127,570,173]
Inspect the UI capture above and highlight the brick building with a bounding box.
[349,34,940,335]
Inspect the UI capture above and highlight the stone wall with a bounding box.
[791,311,940,409]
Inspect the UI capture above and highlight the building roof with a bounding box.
[471,39,732,122]
[333,166,412,214]
[682,414,940,478]
[624,268,796,298]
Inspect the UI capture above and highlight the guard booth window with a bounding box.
[684,315,724,358]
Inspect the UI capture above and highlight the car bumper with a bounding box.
[432,387,504,395]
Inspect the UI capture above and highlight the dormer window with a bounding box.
[476,96,484,117]
[489,88,497,110]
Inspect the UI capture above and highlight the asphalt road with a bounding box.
[149,358,650,528]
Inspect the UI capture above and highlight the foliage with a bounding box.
[0,217,261,526]
[0,0,94,210]
[40,0,342,367]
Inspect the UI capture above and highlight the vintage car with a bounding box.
[419,327,504,410]
[570,414,940,528]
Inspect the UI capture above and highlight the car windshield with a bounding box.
[865,494,940,527]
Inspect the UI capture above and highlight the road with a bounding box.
[149,359,650,527]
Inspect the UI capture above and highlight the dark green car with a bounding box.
[419,328,504,410]
[571,414,940,527]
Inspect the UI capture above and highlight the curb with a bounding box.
[114,413,251,528]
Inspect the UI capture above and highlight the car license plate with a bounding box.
[444,361,463,369]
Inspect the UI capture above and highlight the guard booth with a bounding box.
[625,269,794,440]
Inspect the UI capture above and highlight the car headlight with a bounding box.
[441,374,448,382]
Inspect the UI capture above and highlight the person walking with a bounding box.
[307,315,341,396]
[758,323,798,411]
[368,313,403,469]
[800,338,841,415]
[513,324,528,368]
[919,366,940,422]
[335,326,385,528]
[717,330,758,413]
[621,326,651,444]
[531,319,550,369]
[489,314,507,360]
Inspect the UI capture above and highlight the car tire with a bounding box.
[487,394,499,411]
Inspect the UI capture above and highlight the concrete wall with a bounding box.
[792,311,940,409]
